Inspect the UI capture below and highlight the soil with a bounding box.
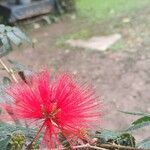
[4,7,150,141]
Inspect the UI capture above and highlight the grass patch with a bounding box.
[65,29,92,40]
[110,39,125,51]
[76,0,150,21]
[56,29,92,46]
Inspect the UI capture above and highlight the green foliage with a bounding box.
[137,137,150,149]
[57,29,92,46]
[0,76,11,103]
[0,24,34,149]
[110,40,124,52]
[68,29,92,40]
[95,130,120,141]
[126,120,150,132]
[132,116,150,126]
[120,110,150,133]
[114,133,135,147]
[8,132,25,150]
[0,123,36,150]
[0,123,36,138]
[77,0,150,21]
[119,110,150,116]
[0,24,30,57]
[58,0,76,13]
[0,136,11,150]
[96,130,135,147]
[119,111,150,149]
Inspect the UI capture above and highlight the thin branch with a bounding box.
[26,122,45,150]
[54,143,146,150]
[73,144,108,150]
[99,143,145,150]
[0,58,18,83]
[52,144,108,150]
[0,58,20,124]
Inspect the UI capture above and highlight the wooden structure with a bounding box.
[0,0,55,23]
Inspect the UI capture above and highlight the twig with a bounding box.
[99,143,145,150]
[0,58,18,83]
[26,122,45,150]
[76,144,107,150]
[51,144,108,150]
[54,143,146,150]
[0,58,20,124]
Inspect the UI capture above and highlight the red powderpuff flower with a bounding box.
[2,70,102,149]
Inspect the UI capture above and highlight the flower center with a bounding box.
[42,103,60,119]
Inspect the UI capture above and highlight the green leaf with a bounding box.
[7,31,22,46]
[0,84,7,103]
[5,26,13,32]
[114,133,135,147]
[95,130,121,141]
[0,25,30,57]
[119,110,150,116]
[125,121,150,132]
[0,79,13,103]
[137,137,150,149]
[0,123,36,139]
[12,27,30,43]
[1,35,12,51]
[120,111,150,132]
[3,77,11,85]
[0,123,37,150]
[0,136,11,150]
[132,116,150,125]
[0,24,5,33]
[96,131,136,147]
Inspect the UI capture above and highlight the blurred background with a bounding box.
[0,0,150,141]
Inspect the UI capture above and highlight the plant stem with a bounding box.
[27,122,45,150]
[52,143,107,150]
[0,58,20,124]
[56,143,145,150]
[0,58,18,83]
[74,144,107,150]
[99,143,145,150]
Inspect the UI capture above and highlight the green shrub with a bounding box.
[58,0,76,13]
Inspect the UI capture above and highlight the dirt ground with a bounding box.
[5,6,150,141]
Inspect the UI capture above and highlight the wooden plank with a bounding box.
[0,0,54,22]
